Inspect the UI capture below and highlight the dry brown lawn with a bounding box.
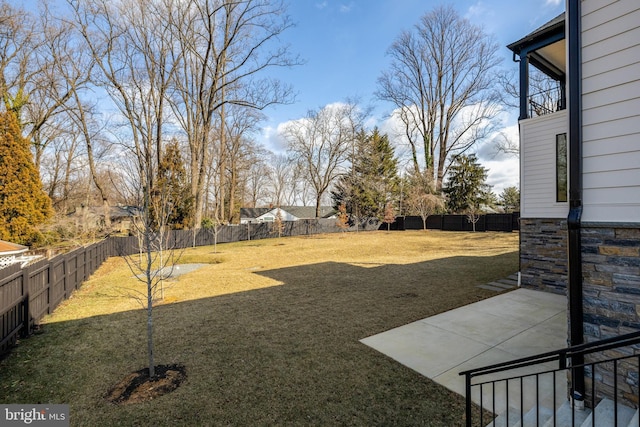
[0,230,518,426]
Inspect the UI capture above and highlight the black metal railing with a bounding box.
[528,87,565,118]
[460,330,640,426]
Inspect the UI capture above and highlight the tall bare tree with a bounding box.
[376,5,502,190]
[169,0,299,228]
[69,0,182,378]
[283,102,363,217]
[268,153,293,207]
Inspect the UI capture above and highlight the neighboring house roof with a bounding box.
[257,208,297,222]
[107,206,142,219]
[241,206,337,221]
[70,205,141,219]
[0,240,28,255]
[240,208,272,220]
[0,240,38,269]
[280,206,337,219]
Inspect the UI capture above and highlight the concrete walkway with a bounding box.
[361,288,567,414]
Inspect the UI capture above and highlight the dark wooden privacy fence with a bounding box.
[395,213,520,232]
[0,239,111,355]
[0,218,379,355]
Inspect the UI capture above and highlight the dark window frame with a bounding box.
[556,133,568,202]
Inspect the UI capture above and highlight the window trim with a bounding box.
[556,133,568,202]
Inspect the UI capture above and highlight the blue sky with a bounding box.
[260,0,565,194]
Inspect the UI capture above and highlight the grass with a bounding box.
[0,230,519,426]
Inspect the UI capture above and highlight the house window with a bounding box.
[556,133,568,202]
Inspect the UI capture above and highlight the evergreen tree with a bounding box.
[499,186,520,213]
[443,154,492,214]
[0,112,53,245]
[331,128,399,220]
[153,139,193,230]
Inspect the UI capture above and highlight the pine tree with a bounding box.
[443,154,492,214]
[153,139,193,230]
[500,186,520,213]
[0,112,53,245]
[331,128,399,221]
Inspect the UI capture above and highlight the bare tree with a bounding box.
[220,105,266,222]
[245,151,271,208]
[268,153,293,207]
[376,5,502,190]
[169,0,299,228]
[283,102,363,217]
[0,1,37,119]
[406,169,445,230]
[69,0,183,379]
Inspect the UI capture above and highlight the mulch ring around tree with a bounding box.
[105,364,187,405]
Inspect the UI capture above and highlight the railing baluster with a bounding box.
[480,383,484,427]
[571,366,575,427]
[520,377,524,426]
[592,363,595,427]
[493,381,496,427]
[465,373,472,427]
[553,370,557,427]
[506,379,509,426]
[536,374,539,427]
[614,359,618,427]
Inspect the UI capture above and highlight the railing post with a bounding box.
[465,373,472,427]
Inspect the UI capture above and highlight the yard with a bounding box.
[0,230,518,426]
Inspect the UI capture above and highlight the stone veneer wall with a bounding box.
[520,218,568,294]
[581,224,640,408]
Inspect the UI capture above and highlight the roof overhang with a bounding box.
[508,12,566,80]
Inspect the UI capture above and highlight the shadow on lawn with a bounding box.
[0,252,516,426]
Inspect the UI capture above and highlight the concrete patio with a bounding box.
[361,288,568,415]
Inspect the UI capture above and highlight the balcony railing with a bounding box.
[528,87,566,118]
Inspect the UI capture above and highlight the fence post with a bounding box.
[19,296,30,338]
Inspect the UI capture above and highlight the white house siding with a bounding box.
[519,110,569,219]
[581,0,640,223]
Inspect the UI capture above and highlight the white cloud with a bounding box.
[339,3,354,13]
[315,1,328,10]
[261,123,290,154]
[466,1,489,19]
[483,156,519,196]
[545,0,563,6]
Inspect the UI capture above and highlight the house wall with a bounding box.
[581,224,640,408]
[578,0,640,408]
[520,218,568,293]
[581,0,640,223]
[519,110,569,219]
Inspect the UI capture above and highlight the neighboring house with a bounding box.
[240,206,337,224]
[508,0,639,405]
[0,240,39,269]
[69,205,141,235]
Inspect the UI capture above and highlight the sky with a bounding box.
[258,0,565,195]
